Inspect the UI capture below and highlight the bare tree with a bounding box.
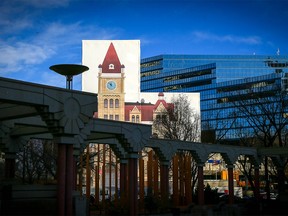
[233,83,288,199]
[153,94,201,142]
[16,139,57,184]
[201,109,238,144]
[152,93,201,201]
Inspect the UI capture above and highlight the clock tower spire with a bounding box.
[97,42,125,121]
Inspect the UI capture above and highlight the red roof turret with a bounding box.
[99,42,123,73]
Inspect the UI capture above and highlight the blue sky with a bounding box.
[1,0,288,90]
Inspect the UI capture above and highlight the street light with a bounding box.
[49,64,89,90]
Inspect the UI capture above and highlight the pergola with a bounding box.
[0,77,287,215]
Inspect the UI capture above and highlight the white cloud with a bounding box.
[0,41,55,75]
[0,20,122,78]
[192,31,262,45]
[0,0,123,82]
[16,0,70,8]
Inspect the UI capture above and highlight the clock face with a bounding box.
[106,80,116,90]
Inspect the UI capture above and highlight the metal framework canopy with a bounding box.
[0,76,152,155]
[0,75,287,163]
[2,76,288,216]
[0,76,287,165]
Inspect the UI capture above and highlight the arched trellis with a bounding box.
[1,77,288,216]
[146,138,262,206]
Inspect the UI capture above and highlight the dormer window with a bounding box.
[109,64,114,69]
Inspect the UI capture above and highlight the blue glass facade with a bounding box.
[140,55,288,140]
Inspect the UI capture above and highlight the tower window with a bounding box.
[109,99,114,108]
[109,64,114,69]
[115,99,119,108]
[104,99,108,108]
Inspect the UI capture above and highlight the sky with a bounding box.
[1,0,288,90]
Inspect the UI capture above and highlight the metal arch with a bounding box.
[1,77,288,166]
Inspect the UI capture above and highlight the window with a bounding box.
[136,115,140,123]
[109,64,114,69]
[115,99,119,108]
[104,99,108,108]
[132,115,135,122]
[104,115,108,119]
[109,115,113,120]
[115,115,119,121]
[110,99,114,108]
[156,115,161,122]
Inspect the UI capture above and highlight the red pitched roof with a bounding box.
[125,102,155,121]
[99,42,123,73]
[124,94,174,122]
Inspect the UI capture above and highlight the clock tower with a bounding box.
[97,42,125,121]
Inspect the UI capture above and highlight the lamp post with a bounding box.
[49,63,89,215]
[49,64,89,90]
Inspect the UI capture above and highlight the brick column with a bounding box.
[227,165,234,205]
[57,143,74,216]
[139,157,145,212]
[57,144,66,216]
[160,161,169,208]
[66,144,73,216]
[4,152,16,179]
[128,153,138,216]
[197,163,204,205]
[254,167,260,201]
[120,159,128,211]
[277,166,285,196]
[173,155,179,206]
[185,155,192,204]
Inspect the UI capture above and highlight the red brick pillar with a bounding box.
[227,165,234,205]
[120,159,128,211]
[185,155,192,204]
[254,167,260,200]
[197,164,204,205]
[4,153,16,179]
[57,144,66,216]
[86,145,91,201]
[153,155,159,197]
[160,161,169,207]
[57,143,74,216]
[173,154,179,206]
[277,166,285,196]
[66,144,73,216]
[128,153,138,216]
[147,150,153,196]
[139,157,145,212]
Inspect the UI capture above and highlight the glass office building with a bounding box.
[140,55,288,140]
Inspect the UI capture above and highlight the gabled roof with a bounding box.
[125,93,174,121]
[99,42,124,73]
[125,102,155,121]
